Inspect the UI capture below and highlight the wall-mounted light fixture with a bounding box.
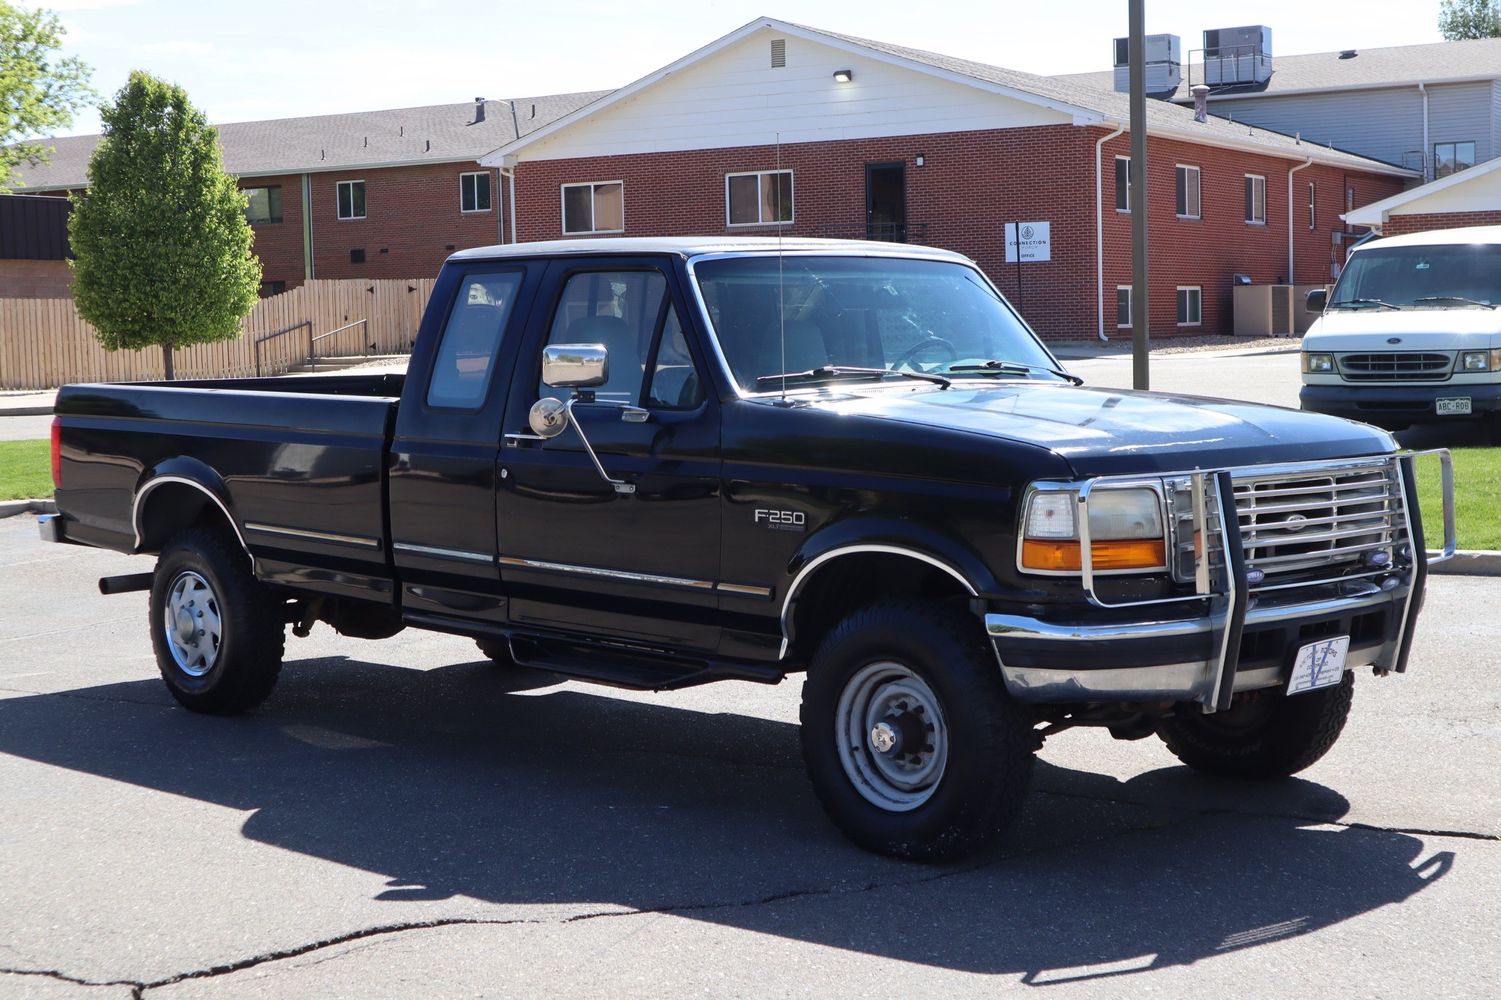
[832,68,853,83]
[915,154,925,167]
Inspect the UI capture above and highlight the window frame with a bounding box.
[459,171,493,214]
[1176,285,1202,327]
[336,179,366,221]
[1174,164,1201,220]
[560,180,625,236]
[1433,140,1477,179]
[243,185,283,225]
[1114,155,1131,213]
[1115,285,1132,328]
[724,169,794,228]
[1308,180,1316,230]
[1244,173,1266,225]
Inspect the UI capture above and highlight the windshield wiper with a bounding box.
[1329,297,1403,310]
[946,359,1084,385]
[754,365,952,390]
[1411,295,1496,310]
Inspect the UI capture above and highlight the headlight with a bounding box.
[1302,352,1334,374]
[1461,351,1489,371]
[1020,486,1166,573]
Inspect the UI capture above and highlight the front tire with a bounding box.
[799,601,1035,862]
[1156,672,1355,778]
[150,526,285,714]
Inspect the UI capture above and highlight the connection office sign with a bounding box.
[1004,222,1051,263]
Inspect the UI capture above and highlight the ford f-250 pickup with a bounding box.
[41,237,1454,861]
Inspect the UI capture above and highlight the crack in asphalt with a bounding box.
[0,965,140,991]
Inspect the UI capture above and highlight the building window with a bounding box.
[1308,181,1316,230]
[350,248,365,265]
[259,280,287,298]
[1346,186,1355,212]
[1114,155,1131,212]
[726,170,793,226]
[1434,141,1476,179]
[1175,165,1200,219]
[561,181,624,234]
[337,180,366,220]
[460,171,492,213]
[1244,174,1266,224]
[1176,286,1202,327]
[1116,286,1132,328]
[243,186,282,224]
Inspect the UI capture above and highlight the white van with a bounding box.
[1300,225,1501,431]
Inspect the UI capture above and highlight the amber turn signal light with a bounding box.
[1021,538,1167,572]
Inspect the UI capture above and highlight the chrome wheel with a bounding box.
[163,570,222,677]
[835,660,949,812]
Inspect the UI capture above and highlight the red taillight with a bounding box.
[50,418,61,489]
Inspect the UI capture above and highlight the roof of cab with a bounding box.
[447,236,973,262]
[1356,225,1501,252]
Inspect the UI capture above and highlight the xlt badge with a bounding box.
[754,508,806,532]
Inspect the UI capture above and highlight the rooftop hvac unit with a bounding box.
[1111,33,1182,94]
[1203,24,1272,86]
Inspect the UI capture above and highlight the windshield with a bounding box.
[691,255,1060,392]
[1331,244,1501,308]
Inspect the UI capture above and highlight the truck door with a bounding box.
[497,259,721,650]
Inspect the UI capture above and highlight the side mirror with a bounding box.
[541,343,608,389]
[1306,288,1328,314]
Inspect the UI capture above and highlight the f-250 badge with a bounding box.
[754,508,806,532]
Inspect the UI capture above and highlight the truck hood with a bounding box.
[792,381,1394,477]
[1304,308,1501,352]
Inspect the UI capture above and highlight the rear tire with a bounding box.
[1156,672,1354,779]
[150,526,285,714]
[799,600,1035,862]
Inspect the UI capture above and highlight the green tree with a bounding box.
[0,1,94,191]
[1439,0,1501,38]
[69,72,261,379]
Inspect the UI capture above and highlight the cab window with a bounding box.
[427,272,524,409]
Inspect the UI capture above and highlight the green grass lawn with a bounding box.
[0,440,53,501]
[1413,448,1501,552]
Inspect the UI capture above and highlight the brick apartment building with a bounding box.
[481,18,1414,340]
[10,92,604,294]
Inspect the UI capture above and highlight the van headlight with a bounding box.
[1302,352,1334,374]
[1020,486,1167,574]
[1460,350,1501,371]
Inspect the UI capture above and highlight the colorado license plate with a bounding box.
[1288,636,1349,695]
[1436,397,1472,416]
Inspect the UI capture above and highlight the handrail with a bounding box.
[307,318,368,372]
[252,320,312,377]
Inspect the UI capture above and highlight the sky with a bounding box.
[28,0,1449,137]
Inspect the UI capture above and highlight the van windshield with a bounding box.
[691,255,1061,393]
[1331,244,1501,309]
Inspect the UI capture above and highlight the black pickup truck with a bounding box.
[42,237,1453,861]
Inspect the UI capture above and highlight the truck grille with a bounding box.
[1231,462,1403,582]
[1337,351,1452,381]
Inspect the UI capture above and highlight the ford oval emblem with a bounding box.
[1387,337,1402,344]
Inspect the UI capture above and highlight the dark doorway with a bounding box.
[865,162,907,242]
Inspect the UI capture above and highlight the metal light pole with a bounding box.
[1128,0,1150,390]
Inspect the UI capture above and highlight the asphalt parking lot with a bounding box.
[1,349,1497,998]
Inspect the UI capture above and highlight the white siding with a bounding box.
[1427,81,1495,166]
[1491,80,1501,167]
[1210,87,1426,171]
[519,30,1073,161]
[1390,163,1501,215]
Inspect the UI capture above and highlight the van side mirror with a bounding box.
[541,343,608,388]
[1305,288,1328,313]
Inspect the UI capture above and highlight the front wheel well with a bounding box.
[786,552,975,662]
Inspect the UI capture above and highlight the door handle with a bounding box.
[504,432,547,446]
[620,406,650,424]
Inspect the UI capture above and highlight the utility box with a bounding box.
[1233,284,1294,337]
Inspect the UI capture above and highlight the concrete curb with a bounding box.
[1428,550,1501,576]
[0,406,54,417]
[0,499,57,519]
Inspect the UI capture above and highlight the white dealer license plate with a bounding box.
[1436,397,1472,416]
[1287,636,1350,695]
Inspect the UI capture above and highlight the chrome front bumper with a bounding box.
[988,452,1454,711]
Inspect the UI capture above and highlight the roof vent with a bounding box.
[770,38,786,68]
[473,97,486,124]
[1339,49,1358,59]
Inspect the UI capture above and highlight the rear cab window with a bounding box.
[427,271,525,409]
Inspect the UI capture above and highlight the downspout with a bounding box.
[300,173,314,280]
[1419,82,1430,181]
[1094,122,1126,342]
[1288,156,1314,284]
[501,155,519,244]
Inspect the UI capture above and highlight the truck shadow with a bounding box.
[0,656,1452,981]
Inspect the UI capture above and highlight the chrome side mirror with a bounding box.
[528,397,568,438]
[542,343,608,389]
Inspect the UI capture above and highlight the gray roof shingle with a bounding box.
[10,91,611,191]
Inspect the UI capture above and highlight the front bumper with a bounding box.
[987,453,1454,711]
[1301,382,1501,422]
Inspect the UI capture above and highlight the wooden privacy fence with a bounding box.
[0,277,438,390]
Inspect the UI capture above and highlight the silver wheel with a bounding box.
[163,570,223,677]
[835,660,949,812]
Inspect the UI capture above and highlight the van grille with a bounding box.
[1338,351,1453,381]
[1232,462,1402,582]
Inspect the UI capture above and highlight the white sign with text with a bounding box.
[1004,222,1051,263]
